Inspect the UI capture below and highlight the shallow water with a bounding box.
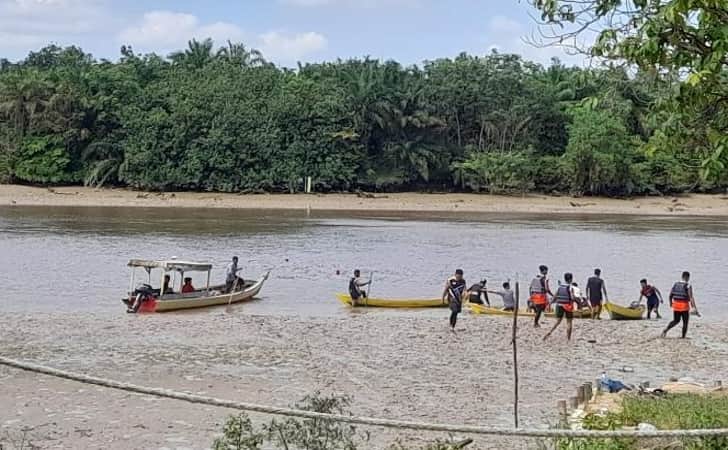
[1,206,726,319]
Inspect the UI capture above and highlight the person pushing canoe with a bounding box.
[638,278,664,319]
[661,271,700,338]
[529,265,553,328]
[586,268,608,319]
[466,278,490,306]
[543,272,578,341]
[443,269,467,332]
[348,269,371,306]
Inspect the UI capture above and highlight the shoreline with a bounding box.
[3,184,728,216]
[1,312,727,449]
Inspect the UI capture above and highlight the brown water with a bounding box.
[1,205,727,319]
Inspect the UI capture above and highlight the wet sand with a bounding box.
[1,311,727,449]
[3,185,728,216]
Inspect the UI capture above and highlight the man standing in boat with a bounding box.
[443,269,467,332]
[586,268,608,319]
[226,256,243,293]
[543,272,578,341]
[661,271,700,338]
[348,269,371,306]
[530,265,553,328]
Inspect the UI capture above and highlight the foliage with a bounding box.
[212,392,366,450]
[0,40,725,193]
[529,0,728,181]
[554,393,728,450]
[453,149,535,193]
[563,105,640,195]
[13,135,78,184]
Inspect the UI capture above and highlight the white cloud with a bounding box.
[117,11,244,53]
[258,31,328,65]
[0,0,112,55]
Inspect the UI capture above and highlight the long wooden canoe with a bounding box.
[468,303,594,319]
[604,302,645,320]
[129,272,269,313]
[336,293,448,308]
[468,304,534,316]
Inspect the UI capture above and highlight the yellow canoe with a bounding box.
[469,303,594,319]
[604,302,645,320]
[469,304,534,316]
[336,293,448,308]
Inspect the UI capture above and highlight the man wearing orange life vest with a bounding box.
[661,271,700,339]
[529,265,554,328]
[543,272,578,342]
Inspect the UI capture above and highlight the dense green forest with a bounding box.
[1,1,726,196]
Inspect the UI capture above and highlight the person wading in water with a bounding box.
[586,268,608,319]
[543,273,578,342]
[443,269,467,332]
[529,265,553,328]
[661,271,700,338]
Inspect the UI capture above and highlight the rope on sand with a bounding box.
[2,355,727,439]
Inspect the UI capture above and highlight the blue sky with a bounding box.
[0,0,588,66]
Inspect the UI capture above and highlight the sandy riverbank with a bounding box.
[3,185,728,215]
[1,311,727,449]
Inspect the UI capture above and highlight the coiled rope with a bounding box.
[2,356,727,439]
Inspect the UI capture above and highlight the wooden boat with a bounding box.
[336,293,448,308]
[123,259,269,313]
[468,303,594,319]
[468,304,534,316]
[604,302,645,320]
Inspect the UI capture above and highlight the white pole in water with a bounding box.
[305,177,312,193]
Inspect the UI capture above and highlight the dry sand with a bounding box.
[3,185,728,215]
[1,311,727,449]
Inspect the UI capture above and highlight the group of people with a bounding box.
[440,266,700,339]
[158,256,245,296]
[345,265,702,340]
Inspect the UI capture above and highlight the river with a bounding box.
[1,205,726,319]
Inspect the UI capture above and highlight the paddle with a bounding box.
[225,278,240,313]
[366,271,374,298]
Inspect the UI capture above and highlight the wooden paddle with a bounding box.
[225,278,240,313]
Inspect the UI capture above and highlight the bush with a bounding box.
[213,393,474,450]
[13,135,79,184]
[453,149,535,193]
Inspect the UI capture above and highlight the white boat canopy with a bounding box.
[127,259,213,272]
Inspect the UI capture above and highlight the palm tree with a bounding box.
[169,38,215,69]
[0,71,54,136]
[216,41,266,68]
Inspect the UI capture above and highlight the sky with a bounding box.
[0,0,590,67]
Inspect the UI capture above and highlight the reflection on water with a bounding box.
[1,205,726,319]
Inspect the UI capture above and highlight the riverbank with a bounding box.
[3,185,728,215]
[1,312,727,449]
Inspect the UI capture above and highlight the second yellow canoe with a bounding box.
[469,303,594,319]
[336,293,448,308]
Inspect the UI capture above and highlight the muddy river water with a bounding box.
[2,206,728,449]
[1,206,726,319]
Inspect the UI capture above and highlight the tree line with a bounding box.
[0,37,725,195]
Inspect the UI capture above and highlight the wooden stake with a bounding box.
[569,396,579,409]
[577,386,586,405]
[557,400,568,424]
[584,383,593,403]
[512,279,520,428]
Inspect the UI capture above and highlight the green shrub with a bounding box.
[13,135,79,184]
[453,149,535,193]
